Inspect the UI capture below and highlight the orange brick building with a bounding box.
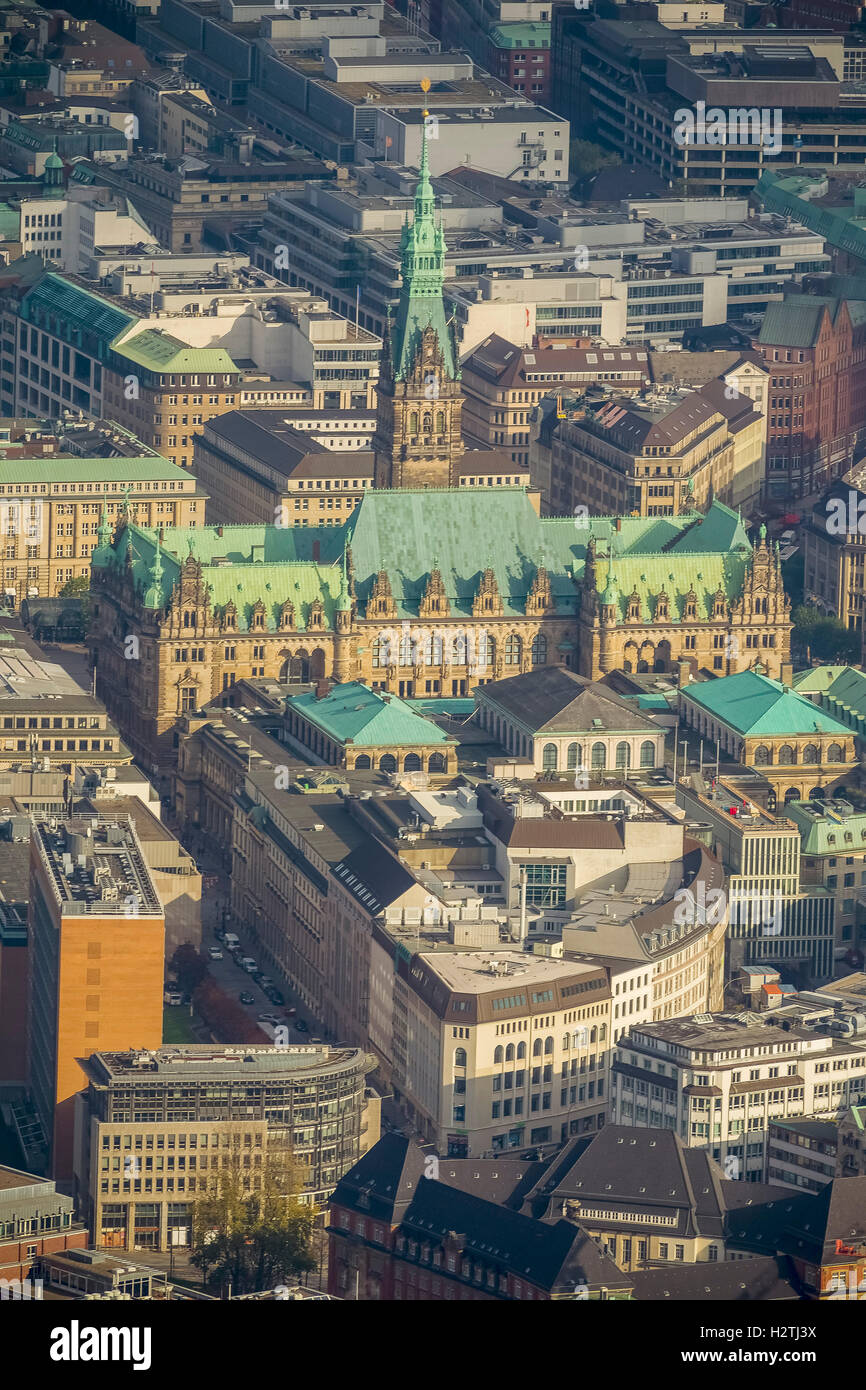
[28,816,164,1182]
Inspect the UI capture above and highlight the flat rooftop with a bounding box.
[82,1044,369,1083]
[32,816,161,916]
[421,950,600,994]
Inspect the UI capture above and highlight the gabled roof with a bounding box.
[681,670,852,738]
[728,1176,866,1264]
[288,682,449,747]
[476,667,658,736]
[630,1256,799,1301]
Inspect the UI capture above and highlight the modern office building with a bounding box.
[27,815,164,1181]
[0,1165,87,1286]
[677,775,837,983]
[73,1043,376,1249]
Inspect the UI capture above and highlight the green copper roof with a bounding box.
[287,681,449,747]
[390,123,456,381]
[0,456,193,485]
[20,272,136,345]
[91,493,760,629]
[116,329,238,375]
[682,670,852,738]
[93,522,346,629]
[783,800,866,854]
[489,22,551,46]
[791,665,866,735]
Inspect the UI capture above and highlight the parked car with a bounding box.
[285,1006,297,1016]
[241,958,258,974]
[257,976,275,990]
[239,992,256,1006]
[294,1018,308,1032]
[208,946,223,960]
[163,990,183,1006]
[265,988,285,1006]
[257,1012,282,1026]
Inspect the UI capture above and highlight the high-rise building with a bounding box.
[27,815,164,1182]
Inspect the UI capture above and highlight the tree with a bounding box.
[791,606,860,664]
[57,574,90,596]
[189,1133,315,1295]
[193,976,268,1044]
[569,138,621,180]
[171,943,208,996]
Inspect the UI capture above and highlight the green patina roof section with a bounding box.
[347,488,577,617]
[791,665,866,733]
[116,328,239,374]
[783,800,866,854]
[791,665,851,694]
[0,456,192,485]
[682,670,852,737]
[21,271,136,344]
[94,522,345,629]
[288,681,449,746]
[391,124,456,381]
[489,21,551,46]
[93,492,758,627]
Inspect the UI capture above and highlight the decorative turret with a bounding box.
[368,569,397,619]
[333,548,356,682]
[420,556,450,617]
[472,563,504,618]
[525,556,553,617]
[142,534,164,610]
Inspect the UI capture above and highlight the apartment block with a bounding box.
[611,1004,866,1179]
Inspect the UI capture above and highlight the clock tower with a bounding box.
[372,118,464,489]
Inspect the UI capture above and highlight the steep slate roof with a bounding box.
[630,1256,799,1301]
[476,667,658,735]
[783,800,866,854]
[728,1177,866,1264]
[682,670,852,738]
[287,682,449,747]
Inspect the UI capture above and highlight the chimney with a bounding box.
[315,680,332,700]
[779,661,793,687]
[216,525,223,537]
[678,659,692,689]
[615,518,622,532]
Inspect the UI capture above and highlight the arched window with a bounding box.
[599,1023,607,1041]
[454,1048,467,1067]
[753,745,771,766]
[354,754,371,769]
[494,1046,503,1065]
[803,743,819,764]
[379,753,397,773]
[183,611,193,628]
[533,1038,543,1057]
[435,411,445,434]
[567,742,579,770]
[591,741,606,770]
[505,1044,515,1062]
[428,752,446,772]
[409,411,419,434]
[778,744,795,765]
[828,743,844,763]
[422,412,432,434]
[544,1036,554,1054]
[616,741,630,770]
[640,740,655,769]
[784,786,801,804]
[399,628,418,666]
[542,743,558,771]
[531,633,547,666]
[590,1027,598,1045]
[516,1042,526,1060]
[562,1034,570,1050]
[404,753,422,771]
[505,634,521,665]
[452,633,467,665]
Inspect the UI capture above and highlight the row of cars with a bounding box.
[213,928,312,1032]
